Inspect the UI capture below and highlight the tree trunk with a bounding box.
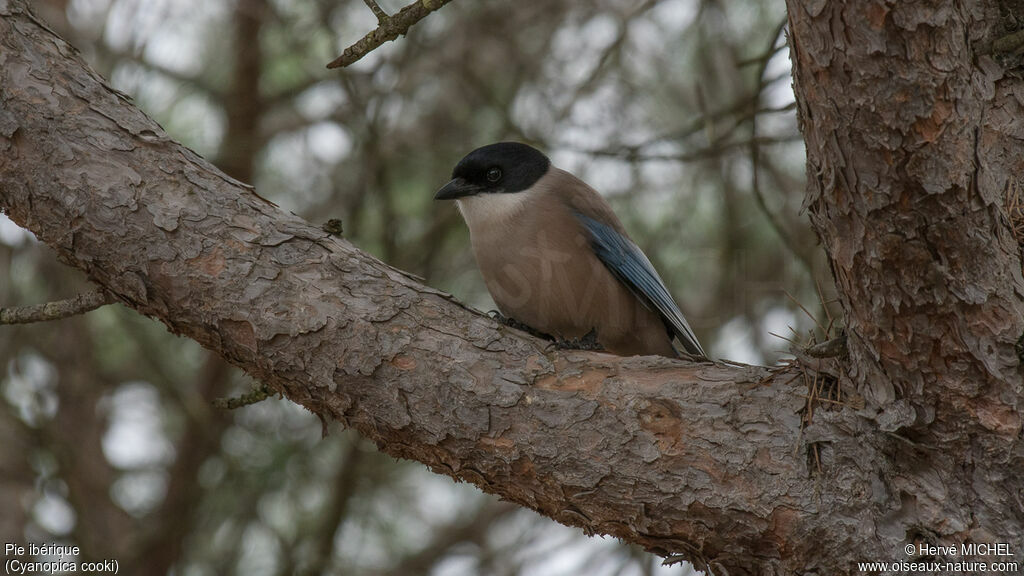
[1,1,1022,574]
[786,0,1024,562]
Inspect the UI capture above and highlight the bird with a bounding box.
[434,142,705,359]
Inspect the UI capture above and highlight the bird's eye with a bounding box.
[486,167,502,183]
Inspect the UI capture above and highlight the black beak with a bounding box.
[434,178,483,200]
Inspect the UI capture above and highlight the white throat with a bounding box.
[455,189,535,235]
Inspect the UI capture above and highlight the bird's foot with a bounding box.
[552,329,604,352]
[487,311,604,351]
[489,311,556,341]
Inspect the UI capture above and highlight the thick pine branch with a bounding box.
[2,1,1024,574]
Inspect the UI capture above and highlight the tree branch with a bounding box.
[0,289,114,324]
[326,0,453,69]
[3,1,1024,573]
[362,0,389,25]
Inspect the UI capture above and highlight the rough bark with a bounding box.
[786,0,1024,421]
[130,1,266,571]
[784,0,1024,569]
[1,1,1023,574]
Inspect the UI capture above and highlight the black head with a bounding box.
[434,142,551,200]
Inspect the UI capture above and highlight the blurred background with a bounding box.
[1,0,837,574]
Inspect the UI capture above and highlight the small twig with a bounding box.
[213,382,273,409]
[362,0,390,24]
[885,431,940,452]
[767,330,799,346]
[575,134,804,163]
[748,20,811,273]
[815,276,834,329]
[806,368,819,423]
[0,289,115,324]
[837,367,842,405]
[327,0,454,69]
[798,393,852,407]
[718,357,767,369]
[784,289,825,335]
[1006,179,1023,247]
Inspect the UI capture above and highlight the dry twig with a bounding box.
[1006,178,1024,248]
[362,0,389,23]
[0,289,115,324]
[327,0,453,69]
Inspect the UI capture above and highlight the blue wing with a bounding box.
[577,214,705,358]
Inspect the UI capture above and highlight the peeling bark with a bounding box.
[786,0,1024,417]
[1,1,1024,574]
